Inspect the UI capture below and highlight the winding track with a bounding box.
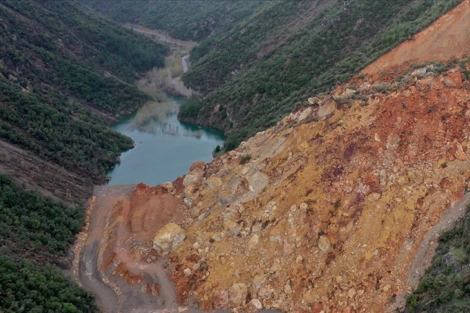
[77,185,209,312]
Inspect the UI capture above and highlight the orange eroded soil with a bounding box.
[76,184,195,312]
[166,66,470,312]
[82,67,470,312]
[363,0,470,76]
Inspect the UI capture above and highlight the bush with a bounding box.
[178,97,201,119]
[240,154,251,164]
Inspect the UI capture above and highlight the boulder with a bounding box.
[298,107,313,121]
[318,235,330,252]
[307,97,319,105]
[153,223,185,253]
[317,99,337,119]
[229,283,248,305]
[249,299,263,310]
[444,72,463,87]
[189,161,205,171]
[411,67,427,78]
[183,172,202,187]
[449,141,468,161]
[224,220,243,236]
[246,169,269,193]
[386,133,401,150]
[248,234,259,250]
[338,88,356,99]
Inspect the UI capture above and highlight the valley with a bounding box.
[2,0,470,312]
[72,1,470,312]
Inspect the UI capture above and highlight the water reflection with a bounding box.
[107,97,225,186]
[128,101,205,139]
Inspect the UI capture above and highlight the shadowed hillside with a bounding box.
[0,0,168,203]
[0,0,170,311]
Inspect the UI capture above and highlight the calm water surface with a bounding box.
[107,98,224,185]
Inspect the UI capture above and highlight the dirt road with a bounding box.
[76,184,281,313]
[76,184,209,312]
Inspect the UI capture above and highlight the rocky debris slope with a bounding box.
[80,3,470,310]
[161,59,470,312]
[84,59,470,312]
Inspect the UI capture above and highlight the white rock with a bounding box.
[317,99,337,119]
[318,235,330,252]
[298,107,313,122]
[228,283,248,305]
[248,234,259,250]
[153,223,185,254]
[249,298,263,310]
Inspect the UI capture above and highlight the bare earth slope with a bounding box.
[363,0,470,75]
[77,3,470,312]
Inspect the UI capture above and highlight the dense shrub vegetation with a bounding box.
[80,0,461,149]
[0,175,82,258]
[405,205,470,312]
[0,175,96,311]
[80,0,266,41]
[178,97,202,119]
[0,1,171,310]
[3,0,167,80]
[181,0,462,149]
[0,252,97,313]
[0,0,169,183]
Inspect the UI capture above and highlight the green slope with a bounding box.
[406,205,470,312]
[181,0,462,149]
[80,0,268,41]
[0,0,168,185]
[0,175,97,311]
[82,0,462,149]
[0,0,171,311]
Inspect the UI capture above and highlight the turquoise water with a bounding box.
[107,98,224,186]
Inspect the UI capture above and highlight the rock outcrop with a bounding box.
[153,222,186,253]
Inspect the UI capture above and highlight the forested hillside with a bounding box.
[80,0,267,41]
[406,205,470,312]
[182,0,462,149]
[83,0,462,149]
[0,0,169,311]
[0,0,168,201]
[0,175,97,312]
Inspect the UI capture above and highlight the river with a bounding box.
[107,97,224,185]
